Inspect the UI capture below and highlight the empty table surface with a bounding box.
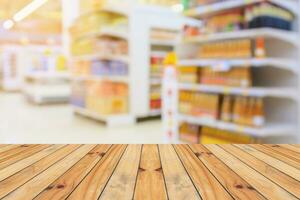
[0,144,299,200]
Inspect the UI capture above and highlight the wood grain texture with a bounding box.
[236,145,300,181]
[0,145,38,164]
[100,145,142,200]
[67,145,127,200]
[175,145,233,200]
[0,144,64,182]
[35,145,111,200]
[0,144,298,199]
[0,145,81,199]
[134,145,167,200]
[279,144,300,154]
[250,145,300,170]
[206,145,298,200]
[189,144,265,200]
[3,145,96,200]
[0,145,21,154]
[262,144,300,163]
[224,145,300,198]
[159,145,201,200]
[0,145,51,170]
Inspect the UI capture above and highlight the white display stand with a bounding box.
[162,63,179,143]
[169,0,300,143]
[130,6,186,119]
[69,4,186,125]
[1,46,25,91]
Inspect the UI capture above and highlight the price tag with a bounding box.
[236,126,245,133]
[205,5,213,13]
[242,89,249,96]
[223,87,231,95]
[212,61,231,72]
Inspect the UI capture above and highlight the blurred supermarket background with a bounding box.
[0,0,299,144]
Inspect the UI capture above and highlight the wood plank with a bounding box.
[0,145,21,154]
[189,144,265,200]
[262,144,300,162]
[100,145,142,200]
[35,145,111,200]
[134,145,167,200]
[0,145,51,170]
[2,145,96,200]
[158,145,201,200]
[67,145,127,200]
[0,144,65,182]
[205,145,298,200]
[175,145,233,200]
[223,145,300,198]
[279,145,300,154]
[0,145,38,163]
[236,145,300,181]
[251,145,300,169]
[0,145,81,199]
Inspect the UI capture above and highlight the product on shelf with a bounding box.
[79,0,106,13]
[72,37,128,56]
[73,59,128,77]
[200,66,252,87]
[255,37,266,58]
[150,85,162,110]
[179,66,252,87]
[179,122,200,143]
[179,91,265,128]
[199,126,257,144]
[204,9,244,34]
[183,1,294,37]
[179,122,258,144]
[199,39,252,58]
[71,80,129,115]
[70,12,128,40]
[150,55,165,78]
[245,3,294,31]
[71,80,86,108]
[178,67,199,84]
[150,28,178,41]
[179,91,220,120]
[231,96,265,127]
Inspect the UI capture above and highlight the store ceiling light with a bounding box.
[13,0,48,22]
[3,20,14,30]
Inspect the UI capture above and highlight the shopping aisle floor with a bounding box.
[0,93,164,144]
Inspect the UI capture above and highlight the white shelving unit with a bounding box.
[184,0,299,18]
[24,72,71,104]
[130,6,185,119]
[70,4,185,125]
[147,30,178,117]
[0,46,23,92]
[70,4,134,126]
[169,0,300,143]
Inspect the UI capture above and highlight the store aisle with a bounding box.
[0,93,164,144]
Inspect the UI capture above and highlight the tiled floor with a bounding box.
[0,93,164,144]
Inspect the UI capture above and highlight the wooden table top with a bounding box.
[0,144,299,200]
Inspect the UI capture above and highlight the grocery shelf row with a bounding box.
[164,0,300,143]
[184,0,299,18]
[69,4,185,125]
[178,58,299,73]
[178,83,298,100]
[183,28,299,46]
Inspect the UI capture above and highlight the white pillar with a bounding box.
[61,0,79,57]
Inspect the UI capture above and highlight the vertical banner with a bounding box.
[162,53,178,143]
